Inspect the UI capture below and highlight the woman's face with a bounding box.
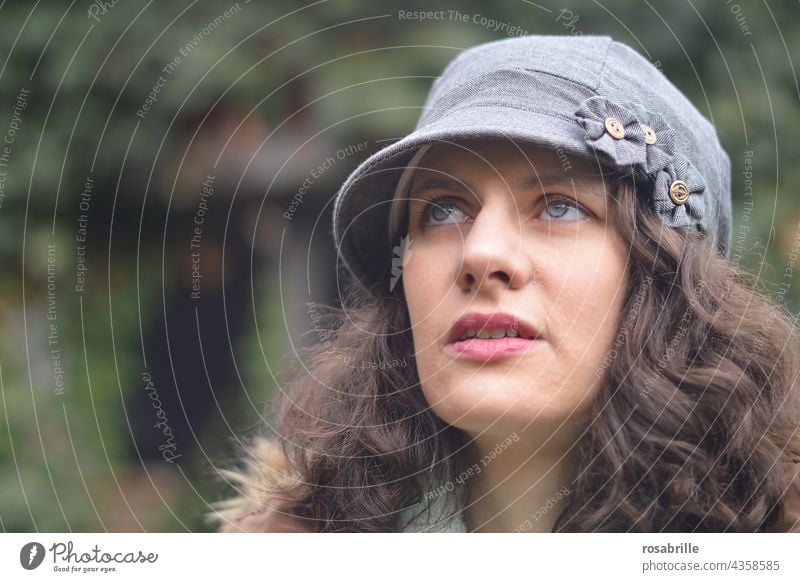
[402,139,630,439]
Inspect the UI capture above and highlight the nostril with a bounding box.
[463,269,513,289]
[495,271,511,285]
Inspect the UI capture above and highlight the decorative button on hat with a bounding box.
[641,124,657,145]
[668,180,690,204]
[652,156,707,230]
[332,35,732,295]
[604,117,626,139]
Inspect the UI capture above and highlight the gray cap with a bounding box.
[332,35,732,296]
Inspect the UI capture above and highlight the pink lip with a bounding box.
[444,336,541,361]
[444,311,542,362]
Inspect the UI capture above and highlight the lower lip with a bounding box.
[444,337,541,361]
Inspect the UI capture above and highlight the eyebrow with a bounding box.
[409,173,605,199]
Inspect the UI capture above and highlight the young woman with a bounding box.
[213,35,800,532]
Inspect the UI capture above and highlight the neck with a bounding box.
[462,423,582,533]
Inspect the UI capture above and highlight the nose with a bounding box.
[456,204,536,293]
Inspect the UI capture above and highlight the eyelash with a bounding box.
[412,193,588,226]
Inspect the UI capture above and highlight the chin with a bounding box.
[422,380,595,438]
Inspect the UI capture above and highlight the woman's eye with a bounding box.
[417,194,587,226]
[541,196,586,221]
[420,198,468,226]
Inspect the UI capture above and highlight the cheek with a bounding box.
[402,259,427,343]
[552,248,629,363]
[402,249,456,381]
[401,244,455,333]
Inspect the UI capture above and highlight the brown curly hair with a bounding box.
[213,171,800,532]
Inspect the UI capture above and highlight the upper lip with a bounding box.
[446,312,541,343]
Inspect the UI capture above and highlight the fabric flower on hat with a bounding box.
[574,96,676,173]
[651,155,707,231]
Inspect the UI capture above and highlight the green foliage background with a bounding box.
[0,0,798,531]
